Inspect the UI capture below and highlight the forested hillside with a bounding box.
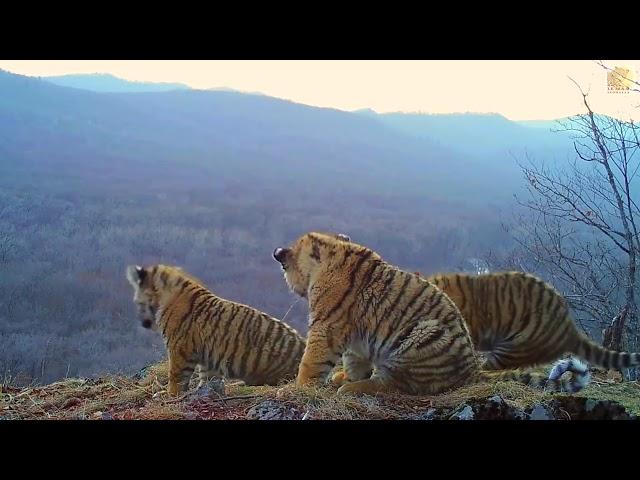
[0,70,573,385]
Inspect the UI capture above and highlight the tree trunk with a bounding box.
[602,306,630,380]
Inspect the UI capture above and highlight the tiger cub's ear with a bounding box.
[126,265,147,286]
[336,233,351,242]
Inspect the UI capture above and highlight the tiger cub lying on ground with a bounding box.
[425,271,640,374]
[272,232,590,396]
[126,264,306,395]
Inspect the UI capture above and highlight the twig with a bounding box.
[281,298,300,324]
[558,407,572,420]
[208,394,259,403]
[209,389,228,406]
[590,380,612,386]
[25,393,50,418]
[158,392,189,404]
[161,393,259,405]
[15,388,33,399]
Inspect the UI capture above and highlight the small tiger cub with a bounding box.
[426,271,640,373]
[273,232,589,396]
[126,264,306,395]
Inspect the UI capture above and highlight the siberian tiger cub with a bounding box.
[126,264,306,395]
[272,232,590,396]
[425,271,640,373]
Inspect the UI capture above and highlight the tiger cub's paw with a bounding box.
[330,370,349,387]
[337,383,364,396]
[337,378,390,396]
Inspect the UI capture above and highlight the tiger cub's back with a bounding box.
[215,304,306,385]
[425,271,580,368]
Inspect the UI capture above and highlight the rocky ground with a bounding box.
[2,362,639,420]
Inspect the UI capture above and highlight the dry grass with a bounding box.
[1,362,638,420]
[1,375,155,420]
[575,378,640,416]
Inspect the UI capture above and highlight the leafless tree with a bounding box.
[0,206,16,265]
[0,232,15,265]
[513,80,640,379]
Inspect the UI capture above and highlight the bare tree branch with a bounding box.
[504,77,640,379]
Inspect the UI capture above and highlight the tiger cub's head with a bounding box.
[126,264,208,331]
[273,232,358,298]
[126,265,162,330]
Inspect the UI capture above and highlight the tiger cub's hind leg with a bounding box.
[331,350,373,387]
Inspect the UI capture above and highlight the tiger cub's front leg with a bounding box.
[296,324,345,386]
[167,352,195,396]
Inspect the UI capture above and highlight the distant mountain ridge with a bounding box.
[42,73,267,96]
[517,119,567,129]
[0,69,475,198]
[353,110,573,160]
[40,72,572,143]
[43,73,192,93]
[0,68,575,203]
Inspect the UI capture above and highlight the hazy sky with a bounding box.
[1,60,639,121]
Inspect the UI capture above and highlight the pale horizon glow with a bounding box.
[1,60,639,121]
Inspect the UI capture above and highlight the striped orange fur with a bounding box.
[126,264,305,395]
[426,271,640,372]
[273,233,588,396]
